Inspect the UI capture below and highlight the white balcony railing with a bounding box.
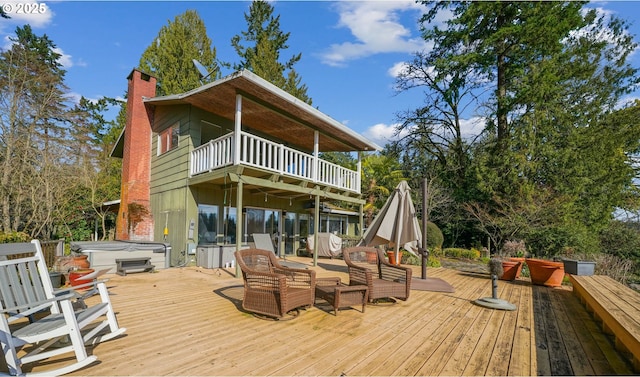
[190,131,360,193]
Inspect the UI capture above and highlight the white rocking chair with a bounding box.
[0,240,126,376]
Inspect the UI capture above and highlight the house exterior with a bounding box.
[113,68,380,267]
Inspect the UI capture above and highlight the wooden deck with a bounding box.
[21,257,636,376]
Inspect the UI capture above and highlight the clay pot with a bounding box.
[525,258,565,287]
[69,268,95,290]
[500,260,523,281]
[72,254,90,269]
[386,251,400,265]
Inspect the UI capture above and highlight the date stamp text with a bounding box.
[2,2,48,15]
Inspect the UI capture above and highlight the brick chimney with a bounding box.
[116,69,157,241]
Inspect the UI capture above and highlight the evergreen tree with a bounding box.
[66,97,123,240]
[230,0,311,104]
[0,25,70,238]
[139,10,219,96]
[399,2,640,255]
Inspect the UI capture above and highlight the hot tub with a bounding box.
[70,241,171,274]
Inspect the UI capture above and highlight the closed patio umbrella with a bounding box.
[360,180,454,293]
[360,180,421,263]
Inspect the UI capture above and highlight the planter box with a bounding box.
[562,259,595,276]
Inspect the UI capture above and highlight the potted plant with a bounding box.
[496,240,526,281]
[48,270,64,288]
[69,268,95,290]
[525,258,565,287]
[499,258,523,281]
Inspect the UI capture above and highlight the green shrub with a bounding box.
[428,255,441,267]
[400,250,419,266]
[426,222,444,249]
[442,247,481,260]
[430,246,444,257]
[400,249,442,268]
[0,231,30,244]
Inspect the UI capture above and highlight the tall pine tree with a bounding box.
[230,0,311,104]
[397,2,640,255]
[139,10,219,96]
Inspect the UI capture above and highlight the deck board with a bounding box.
[5,257,633,376]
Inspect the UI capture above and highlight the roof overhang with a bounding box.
[144,70,381,153]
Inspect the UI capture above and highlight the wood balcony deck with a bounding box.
[191,131,361,193]
[30,257,635,376]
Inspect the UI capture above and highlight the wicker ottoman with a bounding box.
[315,277,368,315]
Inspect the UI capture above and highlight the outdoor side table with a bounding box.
[315,277,368,316]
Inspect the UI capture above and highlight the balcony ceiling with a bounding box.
[145,70,381,153]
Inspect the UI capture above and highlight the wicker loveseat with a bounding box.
[235,248,316,320]
[343,246,412,302]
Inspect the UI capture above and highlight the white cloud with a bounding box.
[616,95,640,109]
[387,61,407,78]
[459,116,485,139]
[53,47,74,68]
[320,1,427,67]
[67,92,84,105]
[363,122,405,147]
[363,115,486,148]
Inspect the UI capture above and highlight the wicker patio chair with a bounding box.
[235,248,316,320]
[343,246,412,303]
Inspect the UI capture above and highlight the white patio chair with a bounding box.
[252,233,276,254]
[0,240,126,376]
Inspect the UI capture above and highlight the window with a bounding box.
[197,205,218,244]
[319,215,347,234]
[223,207,237,244]
[158,123,179,154]
[244,207,280,243]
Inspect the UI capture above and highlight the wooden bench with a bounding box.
[570,274,640,372]
[116,257,155,276]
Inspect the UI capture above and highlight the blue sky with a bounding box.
[1,1,639,148]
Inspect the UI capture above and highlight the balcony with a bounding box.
[190,131,361,193]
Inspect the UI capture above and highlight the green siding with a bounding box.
[148,103,362,264]
[151,105,191,194]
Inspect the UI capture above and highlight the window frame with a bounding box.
[158,122,179,155]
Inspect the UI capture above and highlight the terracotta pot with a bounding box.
[69,268,95,290]
[500,260,523,281]
[525,258,565,287]
[386,251,400,265]
[72,254,90,269]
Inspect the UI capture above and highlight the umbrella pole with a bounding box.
[421,178,428,279]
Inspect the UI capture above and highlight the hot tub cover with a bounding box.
[71,241,170,253]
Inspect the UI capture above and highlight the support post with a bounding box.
[421,178,428,279]
[313,188,320,267]
[235,180,243,278]
[313,131,319,183]
[234,94,242,165]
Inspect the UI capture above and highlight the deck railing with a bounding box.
[190,131,360,193]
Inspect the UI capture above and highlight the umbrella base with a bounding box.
[411,277,455,293]
[473,297,517,311]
